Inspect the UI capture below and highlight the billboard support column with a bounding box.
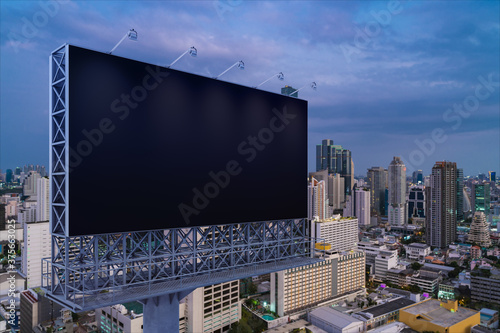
[141,290,193,333]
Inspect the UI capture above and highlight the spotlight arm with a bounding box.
[215,61,244,79]
[169,46,197,68]
[255,72,284,88]
[109,29,137,55]
[290,81,317,96]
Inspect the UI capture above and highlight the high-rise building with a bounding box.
[308,177,328,220]
[20,289,64,333]
[316,139,353,196]
[23,171,41,198]
[388,157,407,226]
[21,220,50,288]
[457,168,464,221]
[36,177,49,222]
[281,85,297,97]
[187,280,240,333]
[489,171,496,183]
[5,169,13,183]
[468,211,491,247]
[472,183,491,217]
[353,187,370,226]
[412,170,423,184]
[311,216,358,252]
[310,170,345,212]
[408,186,425,219]
[0,204,5,230]
[427,161,458,248]
[270,251,365,316]
[367,167,387,216]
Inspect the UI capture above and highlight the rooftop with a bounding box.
[310,307,362,328]
[408,243,430,248]
[361,298,415,318]
[401,299,478,327]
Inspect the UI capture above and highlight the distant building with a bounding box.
[374,249,398,280]
[408,186,425,220]
[457,168,464,221]
[270,250,365,316]
[187,280,240,333]
[412,170,423,185]
[308,307,363,333]
[5,169,13,183]
[308,177,328,220]
[367,167,387,216]
[281,85,297,97]
[471,268,500,305]
[354,187,370,226]
[472,183,491,217]
[399,299,480,333]
[469,212,491,247]
[21,220,50,288]
[353,297,415,331]
[311,216,358,252]
[98,302,145,333]
[20,289,64,333]
[36,177,49,222]
[309,170,345,212]
[489,171,496,183]
[316,139,353,197]
[427,161,458,248]
[388,157,407,226]
[404,243,431,261]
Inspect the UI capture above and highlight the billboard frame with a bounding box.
[44,44,322,313]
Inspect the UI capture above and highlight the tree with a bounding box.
[411,262,423,271]
[449,261,459,268]
[248,282,257,295]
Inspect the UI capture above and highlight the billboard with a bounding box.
[66,45,307,236]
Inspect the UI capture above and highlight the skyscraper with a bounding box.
[457,168,464,221]
[388,156,407,226]
[412,170,423,184]
[489,171,496,183]
[281,85,297,97]
[308,177,328,220]
[367,167,387,216]
[427,161,457,248]
[408,186,425,219]
[6,169,13,183]
[472,183,491,217]
[354,187,370,227]
[316,139,353,196]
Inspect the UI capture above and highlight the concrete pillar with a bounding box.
[142,290,193,333]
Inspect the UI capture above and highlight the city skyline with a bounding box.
[1,1,499,176]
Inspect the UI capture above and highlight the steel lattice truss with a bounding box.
[44,45,321,311]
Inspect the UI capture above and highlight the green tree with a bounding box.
[411,262,423,271]
[248,282,257,295]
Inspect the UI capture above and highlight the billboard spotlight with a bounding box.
[109,29,137,54]
[215,60,245,79]
[255,72,284,88]
[169,46,197,68]
[290,81,317,97]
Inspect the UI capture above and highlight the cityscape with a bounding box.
[1,1,499,333]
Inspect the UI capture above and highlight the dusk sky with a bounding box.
[1,0,499,177]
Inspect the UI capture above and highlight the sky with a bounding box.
[1,0,499,177]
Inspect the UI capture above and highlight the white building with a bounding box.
[404,243,431,261]
[21,220,50,288]
[187,280,240,333]
[309,306,364,333]
[270,250,365,316]
[36,177,49,222]
[374,249,398,280]
[343,187,370,227]
[312,216,358,252]
[98,302,146,333]
[388,157,407,226]
[23,171,41,198]
[309,177,328,220]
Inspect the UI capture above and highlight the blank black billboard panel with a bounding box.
[67,45,307,236]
